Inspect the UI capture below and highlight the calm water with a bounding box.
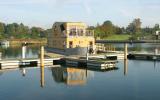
[0,44,160,100]
[0,45,39,59]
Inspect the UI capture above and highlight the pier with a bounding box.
[96,40,160,44]
[128,53,160,60]
[64,57,118,70]
[0,58,61,70]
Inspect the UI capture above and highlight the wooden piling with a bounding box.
[40,45,45,87]
[124,43,128,75]
[124,43,128,60]
[86,46,89,61]
[40,46,44,67]
[22,45,26,59]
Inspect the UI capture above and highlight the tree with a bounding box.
[31,27,44,38]
[0,22,5,34]
[153,24,159,33]
[115,26,123,34]
[94,20,124,38]
[100,20,115,36]
[127,18,142,34]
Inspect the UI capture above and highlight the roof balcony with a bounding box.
[63,29,94,37]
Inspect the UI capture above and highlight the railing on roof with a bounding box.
[62,30,94,37]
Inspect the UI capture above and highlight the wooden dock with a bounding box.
[64,57,118,70]
[0,58,61,70]
[96,40,160,44]
[83,52,125,60]
[128,53,160,60]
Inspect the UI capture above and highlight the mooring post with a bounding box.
[22,44,26,59]
[21,43,26,76]
[124,43,128,60]
[155,48,158,55]
[40,46,44,67]
[86,46,89,61]
[40,45,44,87]
[124,43,128,75]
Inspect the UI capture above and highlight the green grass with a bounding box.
[103,34,131,40]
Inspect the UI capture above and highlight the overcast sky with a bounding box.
[0,0,160,29]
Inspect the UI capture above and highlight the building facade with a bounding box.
[47,22,95,55]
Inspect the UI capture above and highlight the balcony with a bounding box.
[63,30,94,37]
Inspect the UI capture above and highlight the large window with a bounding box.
[69,28,76,36]
[68,26,84,37]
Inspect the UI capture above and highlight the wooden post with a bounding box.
[21,43,26,76]
[40,46,44,67]
[40,45,45,87]
[86,46,89,61]
[124,43,128,60]
[124,43,128,75]
[155,48,158,55]
[22,45,26,59]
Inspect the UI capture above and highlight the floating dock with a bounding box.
[0,55,118,70]
[0,58,61,70]
[65,57,118,70]
[128,53,160,60]
[83,52,125,60]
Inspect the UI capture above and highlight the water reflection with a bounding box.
[40,67,45,88]
[51,66,118,86]
[0,71,3,76]
[20,68,26,77]
[0,45,39,59]
[124,59,128,75]
[51,67,92,86]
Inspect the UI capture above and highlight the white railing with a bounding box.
[63,30,94,37]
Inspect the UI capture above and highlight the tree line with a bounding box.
[93,18,160,40]
[0,18,159,40]
[0,22,46,39]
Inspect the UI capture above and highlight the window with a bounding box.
[69,41,73,48]
[77,29,83,36]
[89,41,93,46]
[69,28,76,36]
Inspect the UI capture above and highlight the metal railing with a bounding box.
[62,30,94,37]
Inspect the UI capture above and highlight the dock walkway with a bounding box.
[64,57,118,70]
[128,53,160,60]
[0,58,61,70]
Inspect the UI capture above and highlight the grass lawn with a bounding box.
[103,34,131,40]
